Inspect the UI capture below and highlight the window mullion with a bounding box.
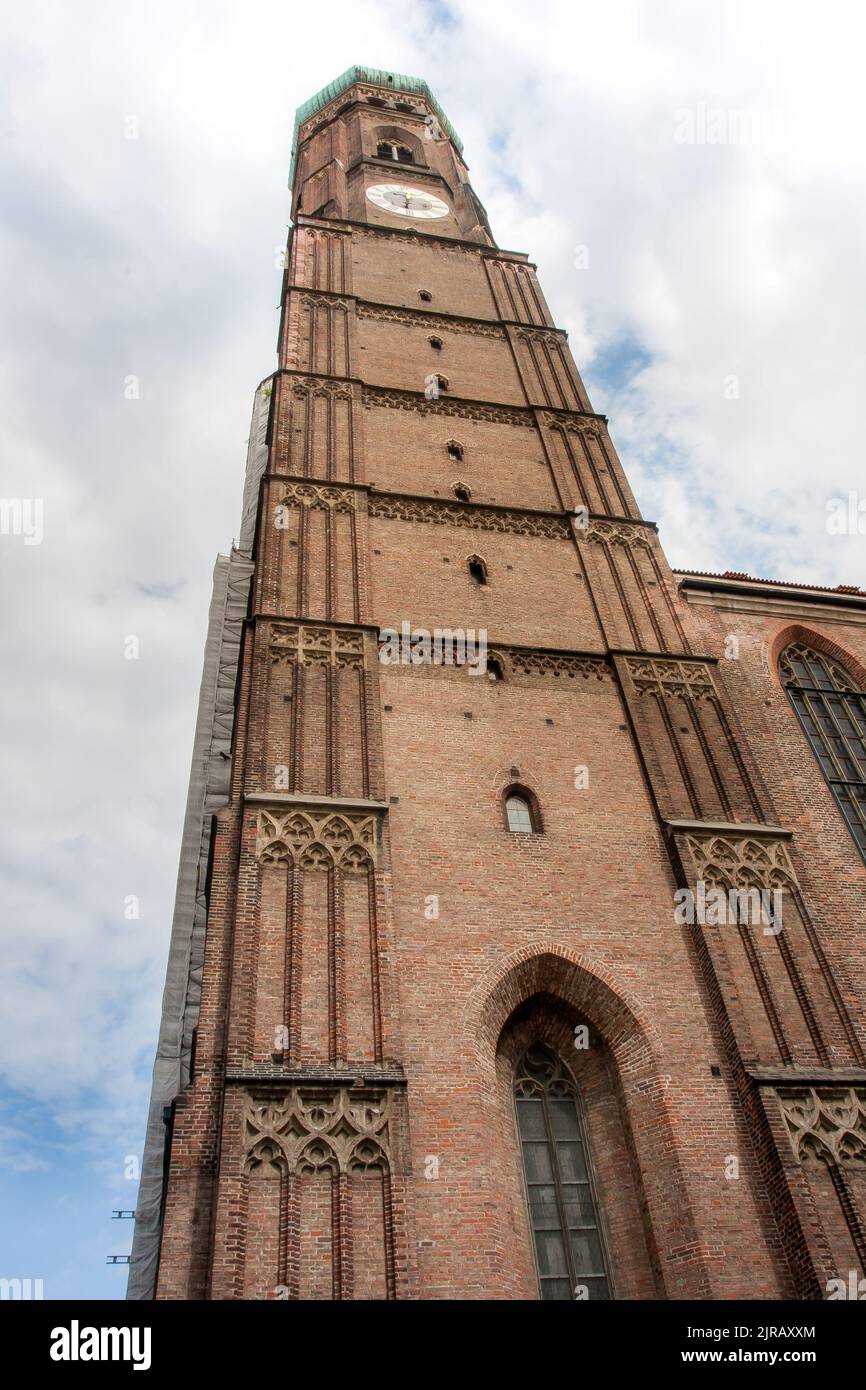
[833,783,866,844]
[783,644,866,868]
[801,691,848,781]
[541,1089,578,1295]
[819,691,863,781]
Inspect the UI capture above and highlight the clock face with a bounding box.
[366,183,449,220]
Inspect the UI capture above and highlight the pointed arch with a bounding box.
[774,629,866,863]
[769,623,866,693]
[513,1041,613,1299]
[463,944,710,1299]
[467,553,487,586]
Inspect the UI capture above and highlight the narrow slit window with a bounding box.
[468,555,487,586]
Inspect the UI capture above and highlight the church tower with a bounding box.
[130,67,866,1301]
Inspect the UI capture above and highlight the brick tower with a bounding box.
[130,67,866,1301]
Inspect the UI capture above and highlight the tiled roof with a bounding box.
[675,569,865,597]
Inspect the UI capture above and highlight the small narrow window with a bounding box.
[487,657,504,683]
[432,373,449,393]
[429,335,444,351]
[468,555,487,586]
[453,483,471,502]
[418,289,433,302]
[396,145,414,164]
[504,783,541,833]
[446,440,464,462]
[377,140,396,160]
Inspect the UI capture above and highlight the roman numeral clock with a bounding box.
[366,182,450,219]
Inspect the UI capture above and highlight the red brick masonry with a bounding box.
[154,75,866,1300]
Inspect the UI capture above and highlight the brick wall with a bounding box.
[153,75,866,1301]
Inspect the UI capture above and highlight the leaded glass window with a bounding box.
[780,643,866,863]
[514,1044,611,1300]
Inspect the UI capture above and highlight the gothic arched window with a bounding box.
[514,1044,611,1300]
[487,657,504,682]
[467,554,487,586]
[779,642,866,863]
[504,787,539,833]
[376,140,414,163]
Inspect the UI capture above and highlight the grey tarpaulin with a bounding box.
[127,379,273,1298]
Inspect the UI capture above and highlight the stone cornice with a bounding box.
[274,366,607,428]
[286,285,566,339]
[227,1065,406,1085]
[245,792,389,812]
[262,467,658,540]
[361,383,536,427]
[345,155,448,189]
[665,818,791,839]
[749,1067,866,1087]
[355,298,507,337]
[294,214,533,263]
[677,573,866,621]
[368,489,571,538]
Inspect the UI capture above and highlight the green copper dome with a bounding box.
[289,65,463,187]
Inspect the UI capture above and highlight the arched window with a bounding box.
[467,554,487,586]
[446,439,463,462]
[487,656,504,682]
[453,482,471,502]
[376,140,414,163]
[779,642,866,862]
[505,791,534,832]
[514,1044,611,1300]
[428,334,444,351]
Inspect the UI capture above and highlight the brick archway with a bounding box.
[769,622,866,691]
[463,944,714,1299]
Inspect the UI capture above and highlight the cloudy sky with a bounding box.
[1,0,864,1299]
